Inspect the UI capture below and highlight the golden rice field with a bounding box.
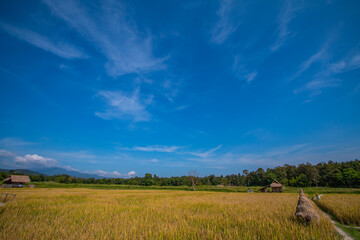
[315,194,360,226]
[0,189,340,240]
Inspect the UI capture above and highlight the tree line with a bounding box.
[1,159,359,187]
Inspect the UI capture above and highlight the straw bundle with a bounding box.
[295,189,320,224]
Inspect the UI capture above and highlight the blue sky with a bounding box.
[0,0,359,178]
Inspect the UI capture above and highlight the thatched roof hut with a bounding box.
[3,175,30,185]
[270,180,284,192]
[258,180,284,192]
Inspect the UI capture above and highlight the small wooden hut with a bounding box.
[3,175,30,188]
[269,180,284,192]
[258,180,284,192]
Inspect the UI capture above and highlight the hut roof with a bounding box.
[5,175,31,183]
[3,177,11,182]
[270,180,284,188]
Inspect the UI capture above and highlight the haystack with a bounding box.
[295,189,320,224]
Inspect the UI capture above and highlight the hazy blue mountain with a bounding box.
[29,167,103,179]
[0,169,45,176]
[0,167,103,179]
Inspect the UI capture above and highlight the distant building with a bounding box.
[258,180,284,193]
[269,180,284,192]
[2,175,31,188]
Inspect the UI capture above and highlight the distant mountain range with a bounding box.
[0,168,44,176]
[0,167,103,179]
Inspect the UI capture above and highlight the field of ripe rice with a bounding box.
[0,189,340,239]
[314,194,360,226]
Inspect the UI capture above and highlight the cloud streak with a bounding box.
[232,56,258,84]
[185,143,310,168]
[271,1,302,52]
[293,44,360,98]
[128,145,180,153]
[187,145,222,158]
[95,89,152,122]
[0,137,34,148]
[293,45,329,79]
[210,0,240,44]
[43,0,167,76]
[0,23,87,59]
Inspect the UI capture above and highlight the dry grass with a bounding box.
[315,194,360,226]
[0,188,340,239]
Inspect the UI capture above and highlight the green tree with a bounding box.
[142,173,153,186]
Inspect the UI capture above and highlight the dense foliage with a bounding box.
[1,160,359,187]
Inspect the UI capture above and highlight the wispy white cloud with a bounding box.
[185,143,310,168]
[243,128,272,140]
[187,145,222,158]
[194,143,360,170]
[150,158,159,163]
[294,46,329,79]
[293,47,360,97]
[0,137,33,148]
[0,23,87,59]
[295,78,341,96]
[233,56,258,84]
[271,1,302,52]
[127,145,180,153]
[326,53,360,75]
[95,89,152,122]
[0,150,15,158]
[210,0,240,44]
[63,165,80,172]
[265,143,309,157]
[50,151,98,160]
[173,105,189,111]
[245,72,257,84]
[43,0,167,76]
[162,79,181,103]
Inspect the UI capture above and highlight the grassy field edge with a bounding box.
[27,182,360,194]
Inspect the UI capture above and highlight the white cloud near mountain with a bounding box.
[92,170,136,178]
[14,154,58,167]
[0,149,136,178]
[0,150,59,168]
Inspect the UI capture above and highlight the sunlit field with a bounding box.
[315,194,360,226]
[0,189,340,239]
